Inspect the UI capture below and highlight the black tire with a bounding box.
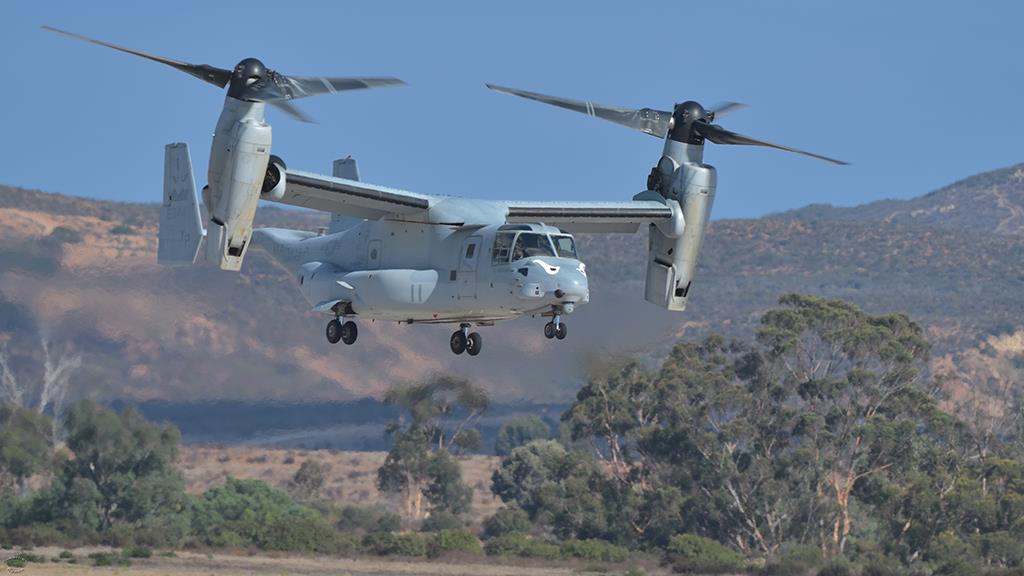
[467,332,482,356]
[555,322,568,340]
[341,321,358,345]
[326,319,342,344]
[450,330,467,354]
[544,321,556,339]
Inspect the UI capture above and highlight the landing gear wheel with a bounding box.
[326,319,342,344]
[466,332,482,356]
[544,322,556,339]
[340,321,358,345]
[555,322,568,340]
[450,330,467,355]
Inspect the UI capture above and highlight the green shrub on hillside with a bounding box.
[336,504,399,533]
[560,538,629,563]
[427,529,482,558]
[483,508,531,538]
[420,511,463,532]
[191,477,334,552]
[484,533,560,560]
[663,534,744,574]
[122,546,152,559]
[362,532,428,557]
[763,544,824,576]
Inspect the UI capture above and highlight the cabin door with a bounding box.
[458,235,481,299]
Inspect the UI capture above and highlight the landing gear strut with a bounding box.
[544,311,568,341]
[451,323,482,356]
[326,317,358,345]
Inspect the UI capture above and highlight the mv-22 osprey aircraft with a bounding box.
[47,27,846,357]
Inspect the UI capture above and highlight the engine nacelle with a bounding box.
[261,155,287,201]
[206,98,272,271]
[643,142,717,311]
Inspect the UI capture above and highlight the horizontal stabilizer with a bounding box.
[158,143,205,266]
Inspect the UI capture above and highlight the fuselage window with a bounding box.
[552,235,577,259]
[492,232,515,264]
[466,243,476,259]
[511,233,556,261]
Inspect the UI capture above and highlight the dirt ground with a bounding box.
[4,547,652,576]
[178,446,504,522]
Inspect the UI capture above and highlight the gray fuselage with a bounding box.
[254,220,589,324]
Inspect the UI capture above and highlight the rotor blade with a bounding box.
[270,100,315,123]
[708,101,747,119]
[696,123,848,165]
[486,84,672,137]
[42,25,231,88]
[276,76,405,100]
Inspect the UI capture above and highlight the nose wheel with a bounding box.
[451,324,482,356]
[543,312,568,341]
[326,318,358,345]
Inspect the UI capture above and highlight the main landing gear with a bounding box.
[326,317,358,345]
[450,323,482,356]
[543,311,568,341]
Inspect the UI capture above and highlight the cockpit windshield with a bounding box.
[511,233,556,261]
[552,235,577,259]
[493,231,576,264]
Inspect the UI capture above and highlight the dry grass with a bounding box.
[179,446,504,522]
[4,547,604,576]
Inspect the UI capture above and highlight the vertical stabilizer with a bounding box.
[328,157,363,234]
[158,143,205,266]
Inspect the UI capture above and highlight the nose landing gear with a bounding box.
[543,310,568,341]
[326,317,358,345]
[451,323,482,356]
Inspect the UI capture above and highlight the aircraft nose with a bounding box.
[553,266,589,302]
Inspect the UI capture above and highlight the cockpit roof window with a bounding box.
[552,235,577,259]
[511,232,555,261]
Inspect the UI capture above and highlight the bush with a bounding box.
[560,538,629,563]
[428,529,482,558]
[59,550,73,559]
[664,534,744,575]
[5,557,26,568]
[122,546,152,559]
[14,552,46,563]
[817,558,855,576]
[89,552,130,567]
[336,505,399,534]
[495,416,551,455]
[763,544,825,576]
[262,515,338,553]
[362,532,428,557]
[421,512,463,532]
[6,524,62,547]
[484,533,560,560]
[110,225,135,235]
[483,508,531,538]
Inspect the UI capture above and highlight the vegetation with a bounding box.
[494,415,550,455]
[377,374,486,520]
[0,295,1021,574]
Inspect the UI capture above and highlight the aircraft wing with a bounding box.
[504,200,674,233]
[277,169,433,220]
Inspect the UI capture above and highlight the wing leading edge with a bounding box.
[278,169,432,220]
[271,169,674,232]
[505,200,674,233]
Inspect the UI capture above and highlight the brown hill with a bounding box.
[0,163,1022,408]
[775,162,1024,235]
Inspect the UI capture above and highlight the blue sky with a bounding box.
[2,1,1021,219]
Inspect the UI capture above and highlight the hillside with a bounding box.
[0,163,1022,414]
[775,162,1024,234]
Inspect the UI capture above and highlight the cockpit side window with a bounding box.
[552,235,577,259]
[511,233,556,261]
[492,232,515,264]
